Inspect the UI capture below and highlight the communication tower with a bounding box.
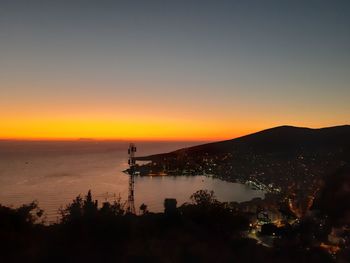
[127,143,136,214]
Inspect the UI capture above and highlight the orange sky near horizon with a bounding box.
[0,115,259,141]
[1,110,348,141]
[1,80,348,141]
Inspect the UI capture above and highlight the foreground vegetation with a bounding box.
[0,186,349,262]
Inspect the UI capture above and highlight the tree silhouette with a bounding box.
[190,189,218,206]
[139,203,148,215]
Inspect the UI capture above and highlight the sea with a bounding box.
[0,140,265,223]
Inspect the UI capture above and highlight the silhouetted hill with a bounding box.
[141,125,350,159]
[136,125,350,197]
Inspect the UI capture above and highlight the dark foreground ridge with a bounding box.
[1,184,350,263]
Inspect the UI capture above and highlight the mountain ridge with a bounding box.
[138,125,350,160]
[133,124,350,218]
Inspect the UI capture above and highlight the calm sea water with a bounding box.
[0,140,265,222]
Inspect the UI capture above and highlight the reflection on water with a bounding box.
[0,140,264,222]
[135,175,265,211]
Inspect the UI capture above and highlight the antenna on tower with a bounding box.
[127,143,136,214]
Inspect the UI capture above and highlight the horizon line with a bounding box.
[1,124,348,142]
[0,137,223,142]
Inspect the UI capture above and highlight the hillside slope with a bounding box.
[141,125,350,159]
[134,125,350,218]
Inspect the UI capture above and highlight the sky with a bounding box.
[1,0,349,140]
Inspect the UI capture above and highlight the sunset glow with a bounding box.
[1,1,350,261]
[0,116,259,141]
[1,1,349,140]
